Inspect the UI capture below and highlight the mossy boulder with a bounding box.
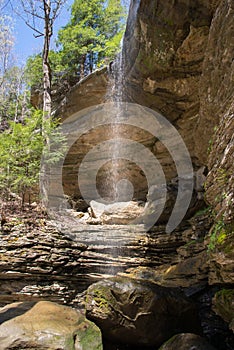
[212,289,234,331]
[159,333,217,350]
[85,277,201,347]
[0,301,102,350]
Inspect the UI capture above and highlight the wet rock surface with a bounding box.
[85,277,201,348]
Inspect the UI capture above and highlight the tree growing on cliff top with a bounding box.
[57,0,126,79]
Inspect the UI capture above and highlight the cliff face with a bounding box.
[51,0,234,284]
[121,0,234,341]
[58,0,234,214]
[123,0,234,235]
[124,0,213,163]
[200,0,234,225]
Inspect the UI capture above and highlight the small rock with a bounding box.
[159,333,217,350]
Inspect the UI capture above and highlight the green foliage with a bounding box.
[0,66,27,124]
[57,0,127,77]
[25,55,43,88]
[0,110,44,203]
[0,110,66,205]
[216,168,229,186]
[207,138,213,154]
[194,206,211,217]
[90,289,109,311]
[215,289,234,299]
[42,117,67,165]
[24,1,128,89]
[208,220,225,251]
[214,289,234,323]
[208,219,233,252]
[25,50,65,89]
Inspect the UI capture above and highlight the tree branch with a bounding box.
[9,0,44,38]
[25,21,44,36]
[0,0,10,11]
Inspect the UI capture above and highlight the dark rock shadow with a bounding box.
[0,301,36,325]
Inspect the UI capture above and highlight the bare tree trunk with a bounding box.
[80,55,86,80]
[89,51,93,74]
[42,0,52,121]
[41,0,52,208]
[21,90,27,120]
[15,0,65,209]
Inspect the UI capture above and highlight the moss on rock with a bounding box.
[212,289,234,331]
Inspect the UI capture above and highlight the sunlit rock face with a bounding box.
[55,0,220,215]
[55,67,109,120]
[0,301,102,350]
[123,0,218,170]
[55,0,233,232]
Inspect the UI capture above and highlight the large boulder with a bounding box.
[89,200,145,224]
[159,333,217,350]
[85,277,201,347]
[0,301,102,350]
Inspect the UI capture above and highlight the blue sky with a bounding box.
[3,0,130,65]
[8,0,73,65]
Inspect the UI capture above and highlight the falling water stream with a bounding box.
[105,0,141,202]
[98,0,142,274]
[106,40,132,203]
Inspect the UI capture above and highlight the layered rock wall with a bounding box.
[57,0,233,212]
[200,0,234,224]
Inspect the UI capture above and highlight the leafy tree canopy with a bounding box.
[57,0,126,77]
[26,0,127,88]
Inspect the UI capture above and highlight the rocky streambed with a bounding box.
[0,216,187,306]
[0,211,233,349]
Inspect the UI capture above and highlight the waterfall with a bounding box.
[94,0,141,275]
[105,39,129,203]
[104,0,141,203]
